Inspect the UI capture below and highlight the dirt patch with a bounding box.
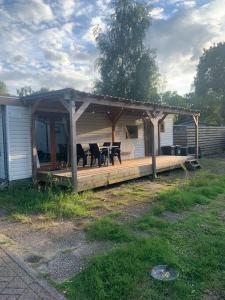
[202,289,224,300]
[38,241,112,282]
[25,254,44,264]
[161,211,186,222]
[0,217,113,282]
[219,210,225,220]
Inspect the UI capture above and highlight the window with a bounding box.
[126,125,138,139]
[160,121,165,133]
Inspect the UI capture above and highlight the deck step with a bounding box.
[185,159,201,171]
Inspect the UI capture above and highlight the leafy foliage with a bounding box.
[0,81,9,95]
[95,0,159,102]
[194,42,225,125]
[160,91,188,108]
[160,91,193,124]
[195,42,225,97]
[190,91,224,125]
[17,86,49,97]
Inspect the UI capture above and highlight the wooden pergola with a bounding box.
[21,88,200,192]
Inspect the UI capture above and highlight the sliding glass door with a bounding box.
[36,118,51,165]
[36,114,69,170]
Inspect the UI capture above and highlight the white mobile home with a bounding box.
[0,90,199,191]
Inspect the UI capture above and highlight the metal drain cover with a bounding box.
[151,265,178,281]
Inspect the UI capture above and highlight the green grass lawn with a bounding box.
[0,183,92,219]
[58,171,225,300]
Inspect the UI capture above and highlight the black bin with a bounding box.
[180,146,189,156]
[161,146,176,155]
[175,145,181,156]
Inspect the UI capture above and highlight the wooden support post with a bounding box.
[158,114,168,155]
[70,101,78,192]
[31,109,37,184]
[193,114,199,159]
[106,108,123,143]
[146,111,165,178]
[112,123,116,142]
[31,101,42,184]
[151,118,159,178]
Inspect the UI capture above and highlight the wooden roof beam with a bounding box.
[75,102,90,122]
[77,97,198,116]
[0,96,22,106]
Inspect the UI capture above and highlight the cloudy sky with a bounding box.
[0,0,224,96]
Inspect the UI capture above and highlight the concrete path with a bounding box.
[0,246,66,300]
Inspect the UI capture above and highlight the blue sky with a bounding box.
[0,0,224,95]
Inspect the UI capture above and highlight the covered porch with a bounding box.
[23,88,200,192]
[38,156,189,192]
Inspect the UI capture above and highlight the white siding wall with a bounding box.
[6,106,32,181]
[77,112,112,144]
[115,115,145,159]
[77,113,173,159]
[160,115,174,147]
[0,107,5,179]
[77,112,145,160]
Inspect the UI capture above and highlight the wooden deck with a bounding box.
[38,156,189,192]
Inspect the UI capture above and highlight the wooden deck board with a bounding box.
[38,156,189,192]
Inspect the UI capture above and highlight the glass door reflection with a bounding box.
[36,118,51,165]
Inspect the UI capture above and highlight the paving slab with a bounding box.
[0,247,66,300]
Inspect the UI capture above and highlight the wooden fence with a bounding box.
[174,125,225,156]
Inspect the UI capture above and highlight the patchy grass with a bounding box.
[58,171,225,300]
[60,238,177,300]
[0,172,181,222]
[10,213,32,223]
[0,183,92,219]
[85,217,133,242]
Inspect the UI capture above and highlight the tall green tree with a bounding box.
[194,42,225,125]
[0,81,8,96]
[161,91,193,124]
[17,86,49,97]
[95,0,159,102]
[160,91,189,108]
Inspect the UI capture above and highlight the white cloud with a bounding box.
[0,0,97,94]
[169,0,196,8]
[83,16,106,43]
[149,7,166,20]
[96,0,111,11]
[147,0,225,94]
[5,0,54,25]
[75,2,94,17]
[59,0,75,19]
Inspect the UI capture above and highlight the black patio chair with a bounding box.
[111,142,122,165]
[77,144,88,167]
[101,142,111,158]
[89,143,107,167]
[102,142,111,147]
